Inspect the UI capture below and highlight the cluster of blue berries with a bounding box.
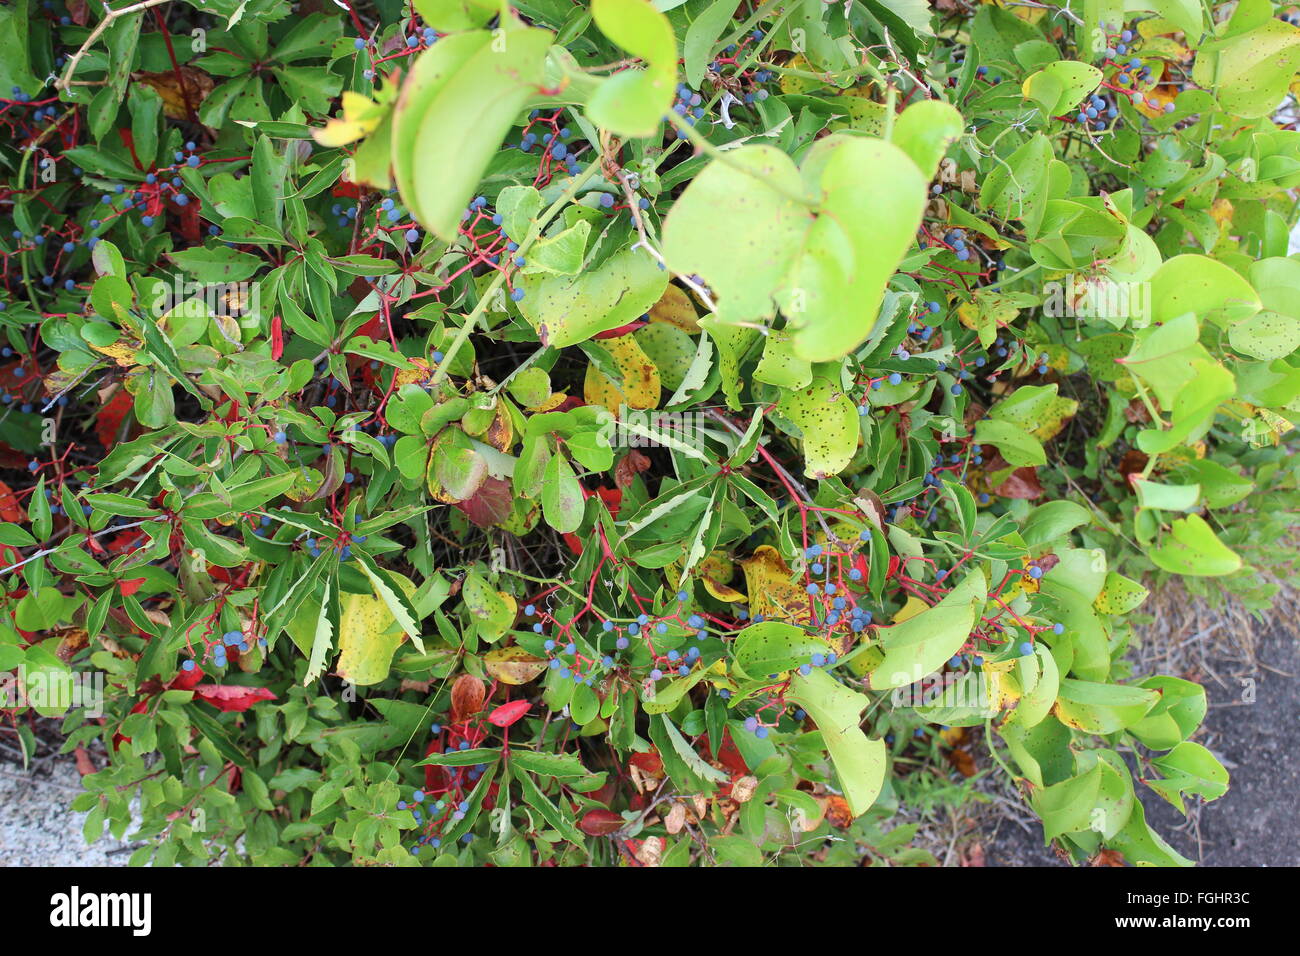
[1103,25,1177,115]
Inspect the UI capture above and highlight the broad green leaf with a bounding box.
[732,621,832,678]
[542,452,584,533]
[1145,741,1229,813]
[1149,514,1243,577]
[1093,572,1148,615]
[683,0,736,89]
[1022,61,1102,116]
[979,134,1053,238]
[779,137,928,362]
[1053,678,1159,735]
[974,418,1046,468]
[1148,254,1261,328]
[1191,17,1300,118]
[394,21,553,240]
[776,374,859,479]
[587,0,677,136]
[890,99,964,178]
[1129,676,1207,751]
[786,668,886,817]
[518,245,668,348]
[868,570,987,690]
[663,146,811,326]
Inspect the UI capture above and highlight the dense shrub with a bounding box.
[1,0,1297,866]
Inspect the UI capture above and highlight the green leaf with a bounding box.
[683,0,736,89]
[1145,742,1229,813]
[412,0,498,32]
[509,749,590,777]
[732,622,832,678]
[663,145,810,327]
[1149,254,1261,328]
[588,0,677,136]
[541,452,584,533]
[496,185,544,245]
[868,570,987,690]
[974,419,1046,468]
[890,99,964,178]
[786,668,886,817]
[1191,17,1300,118]
[776,375,859,479]
[1149,514,1243,577]
[979,134,1053,238]
[1054,678,1159,734]
[394,21,553,241]
[1129,676,1207,751]
[354,551,424,652]
[1022,61,1102,116]
[1133,479,1200,512]
[518,245,668,348]
[303,580,335,684]
[1093,572,1148,615]
[779,137,928,362]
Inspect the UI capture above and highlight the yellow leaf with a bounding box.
[649,284,700,332]
[892,596,929,624]
[484,646,548,685]
[336,572,418,686]
[583,333,661,414]
[394,358,431,387]
[134,67,215,120]
[740,546,852,659]
[312,91,388,148]
[90,341,139,366]
[527,391,568,412]
[703,577,747,602]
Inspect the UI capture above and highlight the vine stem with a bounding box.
[56,0,175,92]
[430,155,604,385]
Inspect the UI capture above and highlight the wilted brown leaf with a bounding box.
[946,747,977,778]
[614,449,652,489]
[134,67,215,120]
[823,794,854,828]
[450,674,485,722]
[634,835,664,866]
[731,775,758,804]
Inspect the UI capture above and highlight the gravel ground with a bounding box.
[0,757,132,867]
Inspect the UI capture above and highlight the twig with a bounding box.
[56,0,175,92]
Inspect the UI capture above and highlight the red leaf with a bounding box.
[423,740,450,793]
[169,664,205,692]
[96,389,134,449]
[992,466,1043,500]
[192,684,277,712]
[0,480,21,523]
[593,321,647,339]
[614,450,651,489]
[118,577,146,597]
[453,475,513,528]
[487,699,530,727]
[628,750,663,776]
[270,316,284,361]
[73,745,97,776]
[579,808,625,836]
